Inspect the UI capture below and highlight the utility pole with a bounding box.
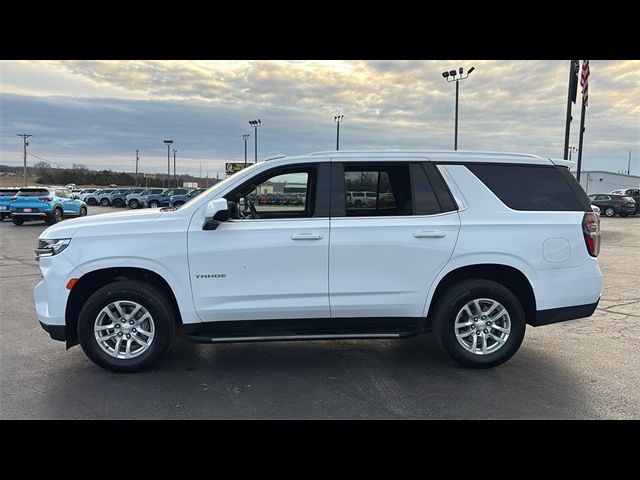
[568,146,578,161]
[135,150,139,186]
[628,150,632,175]
[173,149,177,188]
[243,134,250,165]
[334,115,344,150]
[17,134,33,187]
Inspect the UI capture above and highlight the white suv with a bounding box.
[34,150,602,372]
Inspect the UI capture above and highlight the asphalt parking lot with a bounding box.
[1,207,639,419]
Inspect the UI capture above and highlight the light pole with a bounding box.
[568,146,578,161]
[17,134,33,187]
[173,149,177,188]
[163,139,173,188]
[243,134,250,165]
[135,150,139,186]
[249,119,261,163]
[334,115,344,150]
[442,66,475,150]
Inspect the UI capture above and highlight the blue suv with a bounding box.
[0,188,19,221]
[10,187,87,226]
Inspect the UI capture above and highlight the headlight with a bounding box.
[35,238,71,258]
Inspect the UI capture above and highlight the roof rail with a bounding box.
[308,149,542,159]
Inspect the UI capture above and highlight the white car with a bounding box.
[34,150,602,372]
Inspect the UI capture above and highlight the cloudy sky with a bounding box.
[1,60,638,178]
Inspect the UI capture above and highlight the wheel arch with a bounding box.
[65,267,183,348]
[425,263,537,327]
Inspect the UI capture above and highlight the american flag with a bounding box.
[580,60,590,107]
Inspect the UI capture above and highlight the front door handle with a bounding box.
[291,233,323,240]
[414,231,447,238]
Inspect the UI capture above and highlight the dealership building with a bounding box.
[571,170,640,195]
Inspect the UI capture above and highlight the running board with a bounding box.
[186,327,422,344]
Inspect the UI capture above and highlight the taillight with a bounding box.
[582,212,600,257]
[38,197,53,202]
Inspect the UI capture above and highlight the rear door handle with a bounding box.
[414,231,446,238]
[291,233,323,240]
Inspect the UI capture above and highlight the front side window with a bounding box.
[227,167,314,220]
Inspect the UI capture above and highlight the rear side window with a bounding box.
[466,164,589,211]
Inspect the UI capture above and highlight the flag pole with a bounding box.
[576,99,586,182]
[563,60,578,160]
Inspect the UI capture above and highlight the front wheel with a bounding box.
[12,217,24,225]
[432,279,526,369]
[100,198,110,206]
[77,280,174,372]
[113,199,124,208]
[129,199,140,209]
[149,200,159,208]
[604,207,615,217]
[620,212,628,217]
[79,207,87,216]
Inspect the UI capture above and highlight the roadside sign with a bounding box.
[225,162,250,176]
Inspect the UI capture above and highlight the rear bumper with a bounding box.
[39,321,66,341]
[530,299,600,327]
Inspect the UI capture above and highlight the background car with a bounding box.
[347,191,377,208]
[588,193,636,217]
[109,188,145,208]
[142,188,188,208]
[169,188,206,207]
[97,189,116,206]
[127,188,162,209]
[83,189,105,206]
[0,188,19,221]
[9,187,87,225]
[610,189,640,214]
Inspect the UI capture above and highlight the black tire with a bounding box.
[100,198,110,206]
[604,207,615,217]
[113,199,124,208]
[149,200,159,208]
[87,198,97,206]
[354,200,362,207]
[12,217,24,225]
[620,212,628,217]
[77,280,174,373]
[79,207,87,216]
[173,201,184,207]
[129,199,140,209]
[432,279,526,369]
[45,207,63,225]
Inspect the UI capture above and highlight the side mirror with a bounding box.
[203,198,229,230]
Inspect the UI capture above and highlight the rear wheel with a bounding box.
[129,199,140,209]
[149,200,159,208]
[432,279,526,369]
[620,212,628,217]
[604,207,615,217]
[12,217,24,225]
[173,201,184,207]
[100,198,110,206]
[87,198,97,206]
[77,280,174,372]
[45,207,63,225]
[113,199,124,208]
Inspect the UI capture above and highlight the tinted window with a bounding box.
[0,190,19,196]
[467,164,587,211]
[344,163,412,216]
